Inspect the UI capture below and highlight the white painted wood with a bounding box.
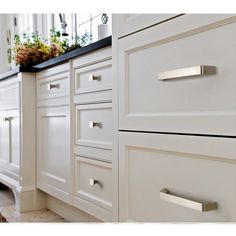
[73,90,112,105]
[119,131,236,222]
[47,195,101,222]
[73,194,112,222]
[74,145,112,163]
[75,103,112,150]
[36,72,69,103]
[0,77,20,110]
[74,156,112,211]
[113,14,181,38]
[72,47,112,69]
[36,63,69,79]
[118,14,236,136]
[0,72,47,213]
[37,105,71,204]
[74,59,112,95]
[0,109,20,178]
[111,32,119,221]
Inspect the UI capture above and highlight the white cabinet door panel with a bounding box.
[37,106,71,204]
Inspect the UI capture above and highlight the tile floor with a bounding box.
[0,188,68,223]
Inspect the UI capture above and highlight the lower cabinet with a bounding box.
[37,106,71,204]
[119,131,236,222]
[0,109,20,181]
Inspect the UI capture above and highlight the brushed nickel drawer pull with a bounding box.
[158,65,216,81]
[88,74,100,81]
[89,178,99,186]
[1,117,12,122]
[160,188,217,212]
[47,83,60,90]
[88,121,100,128]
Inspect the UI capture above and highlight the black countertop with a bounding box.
[0,36,112,81]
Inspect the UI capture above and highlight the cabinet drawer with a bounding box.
[0,80,19,110]
[74,156,112,211]
[119,15,236,136]
[37,72,69,101]
[75,60,112,94]
[119,131,236,222]
[75,103,112,150]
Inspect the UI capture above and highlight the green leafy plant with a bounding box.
[13,29,93,67]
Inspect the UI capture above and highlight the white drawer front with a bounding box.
[75,103,112,150]
[75,156,112,211]
[37,72,69,102]
[75,60,112,94]
[119,15,236,136]
[0,81,19,110]
[119,131,236,222]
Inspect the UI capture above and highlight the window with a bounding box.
[17,13,112,45]
[52,13,112,44]
[18,14,34,36]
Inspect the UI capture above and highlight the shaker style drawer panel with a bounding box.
[75,60,112,94]
[0,80,19,110]
[74,156,112,211]
[36,72,69,102]
[119,131,236,222]
[119,15,236,136]
[75,103,112,150]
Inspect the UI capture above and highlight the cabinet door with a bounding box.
[119,131,236,222]
[37,106,71,204]
[0,110,20,180]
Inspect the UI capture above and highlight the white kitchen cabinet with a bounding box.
[113,14,236,222]
[0,73,45,213]
[119,131,236,222]
[118,14,236,136]
[0,109,20,181]
[37,106,71,204]
[72,47,113,221]
[36,63,71,204]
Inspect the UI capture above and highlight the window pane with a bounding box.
[77,14,91,25]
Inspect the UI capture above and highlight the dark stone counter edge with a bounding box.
[0,36,112,81]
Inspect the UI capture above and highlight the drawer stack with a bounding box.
[113,14,236,222]
[72,47,112,221]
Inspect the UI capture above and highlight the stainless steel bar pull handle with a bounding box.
[47,83,60,90]
[160,188,217,212]
[158,65,216,81]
